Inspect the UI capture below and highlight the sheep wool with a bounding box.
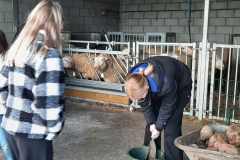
[73,53,99,80]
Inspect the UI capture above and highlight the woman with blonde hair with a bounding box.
[125,56,192,160]
[0,1,65,160]
[0,29,12,160]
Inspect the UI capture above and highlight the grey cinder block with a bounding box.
[4,12,12,23]
[63,0,73,7]
[217,10,234,18]
[132,0,144,4]
[157,26,171,32]
[0,12,4,23]
[158,11,171,18]
[131,26,144,33]
[139,19,151,25]
[128,19,138,26]
[139,4,151,11]
[144,12,158,18]
[73,17,84,24]
[80,9,89,17]
[209,34,225,43]
[18,3,31,13]
[0,23,12,33]
[152,4,165,11]
[216,26,233,34]
[73,0,83,6]
[171,26,185,33]
[166,3,180,10]
[228,1,240,9]
[172,11,186,18]
[144,26,157,32]
[194,2,204,10]
[0,1,12,12]
[152,19,164,25]
[69,8,80,16]
[209,18,225,26]
[210,2,227,10]
[145,0,158,3]
[127,5,138,11]
[132,12,144,18]
[165,19,178,25]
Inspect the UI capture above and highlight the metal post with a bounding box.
[197,0,210,120]
[12,0,18,33]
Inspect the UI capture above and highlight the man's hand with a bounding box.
[150,124,156,132]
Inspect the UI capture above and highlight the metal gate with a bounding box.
[62,40,131,101]
[107,32,166,51]
[208,43,240,123]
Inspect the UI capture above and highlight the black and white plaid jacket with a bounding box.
[0,30,65,140]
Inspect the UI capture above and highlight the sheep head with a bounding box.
[214,55,225,70]
[93,54,112,72]
[62,55,74,68]
[176,46,193,55]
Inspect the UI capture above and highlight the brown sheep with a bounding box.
[93,54,119,83]
[73,53,99,80]
[93,53,127,83]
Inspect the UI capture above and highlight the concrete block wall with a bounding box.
[0,0,120,43]
[121,0,240,44]
[0,0,13,44]
[17,0,120,37]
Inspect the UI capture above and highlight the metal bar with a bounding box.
[209,44,217,119]
[137,42,194,46]
[225,48,232,119]
[86,53,101,81]
[196,43,203,118]
[190,43,197,117]
[198,0,210,120]
[65,85,127,97]
[62,48,129,55]
[136,41,139,64]
[65,78,125,92]
[203,43,210,119]
[233,48,239,105]
[12,0,19,33]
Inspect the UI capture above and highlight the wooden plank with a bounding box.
[64,89,130,105]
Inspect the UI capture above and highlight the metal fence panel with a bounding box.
[209,43,240,123]
[131,41,197,116]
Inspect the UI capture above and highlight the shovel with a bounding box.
[145,138,156,160]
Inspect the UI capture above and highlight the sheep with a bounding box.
[62,53,74,68]
[93,53,127,83]
[93,54,119,83]
[73,53,99,80]
[62,52,99,80]
[178,47,228,81]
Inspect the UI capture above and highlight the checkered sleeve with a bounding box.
[32,50,65,140]
[0,62,9,109]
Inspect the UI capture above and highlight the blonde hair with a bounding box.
[7,0,63,67]
[125,64,154,100]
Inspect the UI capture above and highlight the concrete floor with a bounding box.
[0,98,202,160]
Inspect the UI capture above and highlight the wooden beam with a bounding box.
[64,89,130,105]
